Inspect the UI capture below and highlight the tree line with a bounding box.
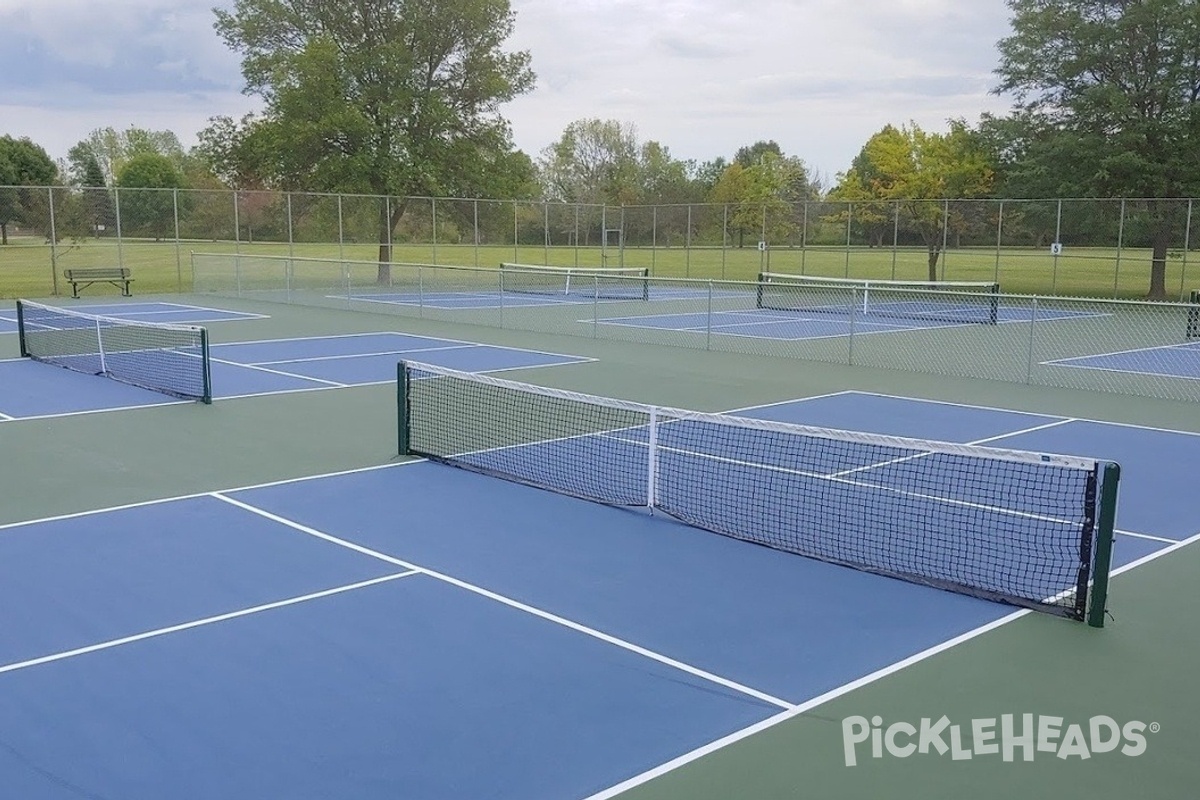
[2,0,1198,297]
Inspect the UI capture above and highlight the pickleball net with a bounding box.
[499,263,651,301]
[397,361,1119,625]
[17,300,212,403]
[757,273,1001,325]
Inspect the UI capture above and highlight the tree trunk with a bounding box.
[376,197,408,285]
[1148,226,1170,300]
[927,243,940,282]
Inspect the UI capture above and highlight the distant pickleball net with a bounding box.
[499,262,650,300]
[757,273,1001,325]
[397,361,1119,625]
[17,300,212,402]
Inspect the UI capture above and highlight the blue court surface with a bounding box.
[591,303,1102,341]
[0,332,590,420]
[0,302,265,334]
[1045,340,1200,381]
[1,391,1193,799]
[343,285,748,310]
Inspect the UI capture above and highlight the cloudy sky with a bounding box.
[0,0,1016,180]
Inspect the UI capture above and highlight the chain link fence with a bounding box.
[1,188,1196,300]
[192,252,1200,403]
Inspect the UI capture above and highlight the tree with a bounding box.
[734,140,783,168]
[709,152,810,247]
[213,0,535,283]
[994,0,1200,299]
[539,119,641,204]
[0,136,57,245]
[831,122,994,279]
[67,127,187,187]
[116,153,186,240]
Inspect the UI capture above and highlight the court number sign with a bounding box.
[1050,242,1064,256]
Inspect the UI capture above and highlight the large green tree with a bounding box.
[831,122,994,279]
[67,127,187,187]
[538,119,642,205]
[212,0,535,282]
[710,150,811,248]
[994,0,1200,299]
[115,153,186,240]
[0,136,57,245]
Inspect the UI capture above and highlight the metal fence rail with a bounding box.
[1,188,1198,300]
[192,252,1200,403]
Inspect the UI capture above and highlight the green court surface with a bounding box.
[1,290,1197,799]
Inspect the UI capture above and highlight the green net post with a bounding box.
[200,328,212,405]
[15,300,28,357]
[1088,461,1120,628]
[396,361,410,455]
[988,283,1000,325]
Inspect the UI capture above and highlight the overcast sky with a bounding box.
[0,0,1016,181]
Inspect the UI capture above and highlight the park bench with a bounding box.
[63,268,134,298]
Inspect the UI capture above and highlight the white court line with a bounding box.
[840,390,1200,439]
[249,344,476,366]
[209,329,594,365]
[581,528,1200,800]
[0,461,423,534]
[345,294,596,310]
[826,418,1079,480]
[1044,339,1200,364]
[207,356,348,388]
[1040,360,1200,383]
[1118,529,1179,544]
[0,571,419,675]
[212,492,795,712]
[0,409,15,421]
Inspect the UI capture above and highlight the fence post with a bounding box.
[1180,199,1192,301]
[844,202,853,278]
[115,186,124,270]
[1114,198,1126,298]
[48,187,59,296]
[940,199,950,280]
[706,280,713,351]
[891,201,900,280]
[995,200,1004,285]
[1052,200,1063,293]
[173,188,182,292]
[1026,297,1039,384]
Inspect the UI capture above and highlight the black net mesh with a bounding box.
[757,273,1000,325]
[18,300,211,401]
[401,362,1106,620]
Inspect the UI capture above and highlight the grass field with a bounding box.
[1,236,1196,301]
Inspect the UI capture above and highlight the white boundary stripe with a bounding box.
[249,344,475,366]
[1041,359,1200,383]
[0,571,419,675]
[211,492,796,711]
[0,409,15,421]
[0,461,423,534]
[207,329,594,365]
[825,419,1080,482]
[207,355,348,387]
[581,529,1200,800]
[1045,339,1200,363]
[1117,529,1180,544]
[842,389,1200,439]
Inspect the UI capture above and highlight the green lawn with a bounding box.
[1,236,1195,301]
